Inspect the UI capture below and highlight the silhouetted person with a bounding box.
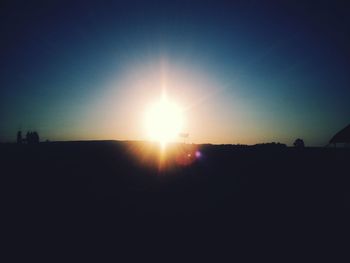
[293,138,304,149]
[17,131,22,144]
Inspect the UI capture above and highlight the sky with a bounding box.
[1,0,350,146]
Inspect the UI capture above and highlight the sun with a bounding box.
[145,95,184,147]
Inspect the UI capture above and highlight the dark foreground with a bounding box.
[1,141,349,259]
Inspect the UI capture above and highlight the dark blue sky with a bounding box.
[1,0,350,145]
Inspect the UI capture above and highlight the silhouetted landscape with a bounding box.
[2,0,350,259]
[2,140,349,258]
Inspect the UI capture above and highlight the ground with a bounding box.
[1,141,349,259]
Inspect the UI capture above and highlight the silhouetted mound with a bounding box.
[330,123,350,144]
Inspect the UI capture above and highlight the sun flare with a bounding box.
[145,95,184,147]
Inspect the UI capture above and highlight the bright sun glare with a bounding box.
[145,95,184,147]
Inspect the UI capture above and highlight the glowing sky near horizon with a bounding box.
[1,1,350,146]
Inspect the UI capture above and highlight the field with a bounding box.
[1,141,349,258]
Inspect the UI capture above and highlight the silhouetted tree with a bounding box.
[17,131,22,144]
[26,132,31,144]
[32,131,39,143]
[25,131,39,144]
[293,138,304,148]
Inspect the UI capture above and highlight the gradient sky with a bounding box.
[1,0,350,145]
